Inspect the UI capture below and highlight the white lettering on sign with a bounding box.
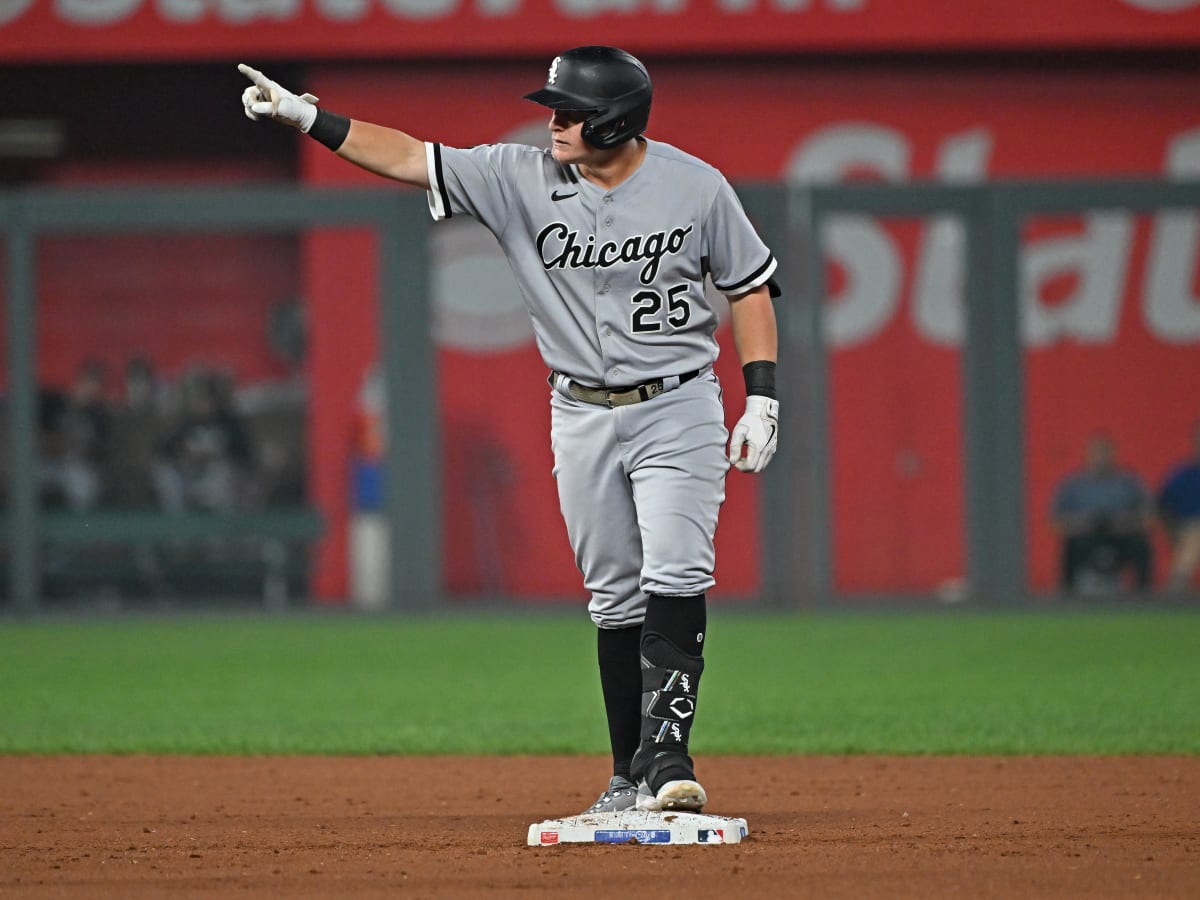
[380,0,458,19]
[0,0,34,26]
[53,0,310,25]
[44,0,516,24]
[476,0,521,15]
[556,0,688,15]
[315,0,370,21]
[159,1,300,25]
[786,124,1200,348]
[156,0,202,23]
[56,0,139,25]
[22,0,875,25]
[222,0,300,23]
[787,123,907,347]
[913,128,992,346]
[1144,129,1200,342]
[718,0,865,11]
[1121,0,1200,11]
[1021,215,1131,347]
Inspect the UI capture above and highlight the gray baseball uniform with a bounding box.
[426,138,776,625]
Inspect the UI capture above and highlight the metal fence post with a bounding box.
[380,198,438,610]
[5,209,40,611]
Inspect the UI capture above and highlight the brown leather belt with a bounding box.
[552,369,702,408]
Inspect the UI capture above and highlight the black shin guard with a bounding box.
[597,625,643,779]
[643,592,706,657]
[630,594,706,791]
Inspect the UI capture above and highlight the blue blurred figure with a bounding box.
[1052,433,1153,595]
[1157,420,1200,594]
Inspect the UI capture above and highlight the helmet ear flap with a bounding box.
[581,114,627,151]
[580,96,650,150]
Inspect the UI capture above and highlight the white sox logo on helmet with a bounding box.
[548,56,561,84]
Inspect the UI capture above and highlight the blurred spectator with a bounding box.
[37,359,111,511]
[1157,420,1200,593]
[1051,433,1153,595]
[123,354,170,415]
[151,369,256,513]
[267,297,307,370]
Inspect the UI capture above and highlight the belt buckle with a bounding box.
[606,387,636,407]
[569,381,610,406]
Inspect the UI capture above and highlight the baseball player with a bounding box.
[240,46,780,815]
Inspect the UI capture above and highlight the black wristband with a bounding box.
[742,360,777,399]
[308,108,351,152]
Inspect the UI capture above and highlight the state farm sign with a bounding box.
[3,0,1200,61]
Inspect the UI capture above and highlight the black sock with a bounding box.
[597,624,642,780]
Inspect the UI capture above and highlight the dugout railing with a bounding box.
[4,180,1200,610]
[1,187,437,612]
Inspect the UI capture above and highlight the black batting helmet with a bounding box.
[524,46,652,150]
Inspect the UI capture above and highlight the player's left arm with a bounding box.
[726,284,779,474]
[728,285,776,367]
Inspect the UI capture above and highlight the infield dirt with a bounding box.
[2,755,1197,898]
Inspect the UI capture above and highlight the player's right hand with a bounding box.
[239,64,320,132]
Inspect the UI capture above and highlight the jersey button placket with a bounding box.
[596,196,618,380]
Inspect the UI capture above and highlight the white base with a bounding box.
[528,810,749,846]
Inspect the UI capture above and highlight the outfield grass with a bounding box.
[0,609,1196,755]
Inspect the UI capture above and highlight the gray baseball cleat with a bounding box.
[636,777,707,812]
[581,775,638,815]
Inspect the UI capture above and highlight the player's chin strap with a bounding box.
[630,631,704,790]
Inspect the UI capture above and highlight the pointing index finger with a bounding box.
[237,63,272,90]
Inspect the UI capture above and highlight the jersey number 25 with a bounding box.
[631,285,692,333]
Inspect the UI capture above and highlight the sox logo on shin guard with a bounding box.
[646,666,698,743]
[655,721,685,743]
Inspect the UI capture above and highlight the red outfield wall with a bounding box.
[297,60,1200,600]
[10,0,1200,599]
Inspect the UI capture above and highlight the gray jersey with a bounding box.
[425,139,776,386]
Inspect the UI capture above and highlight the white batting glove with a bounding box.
[238,63,320,132]
[728,395,779,474]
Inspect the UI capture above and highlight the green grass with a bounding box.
[0,610,1196,755]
